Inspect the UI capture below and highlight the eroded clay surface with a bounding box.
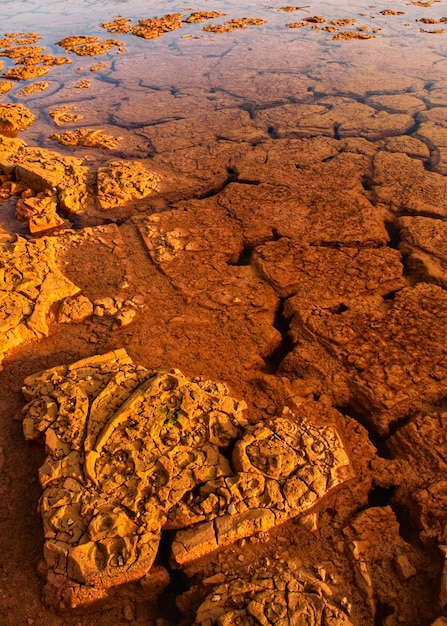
[21,350,352,608]
[193,558,353,625]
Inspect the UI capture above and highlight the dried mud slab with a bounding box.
[372,151,447,218]
[3,64,50,81]
[170,410,352,564]
[252,240,404,300]
[183,12,227,24]
[332,31,375,40]
[49,107,84,126]
[255,97,414,140]
[96,160,159,209]
[0,103,36,135]
[21,349,352,607]
[56,36,124,56]
[310,66,424,98]
[282,283,447,434]
[136,199,280,368]
[132,14,185,40]
[0,236,80,367]
[16,81,51,97]
[0,138,160,229]
[0,137,90,215]
[203,18,266,33]
[192,558,353,625]
[399,216,447,287]
[414,120,447,175]
[217,160,388,248]
[0,80,13,95]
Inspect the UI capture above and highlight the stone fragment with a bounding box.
[192,558,353,625]
[0,103,36,135]
[0,236,80,366]
[22,351,352,606]
[96,160,159,209]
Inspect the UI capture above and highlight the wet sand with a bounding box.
[1,1,447,625]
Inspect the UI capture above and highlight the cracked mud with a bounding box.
[1,1,447,626]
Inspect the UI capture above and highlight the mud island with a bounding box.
[1,2,447,626]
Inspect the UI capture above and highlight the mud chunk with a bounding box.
[0,103,36,136]
[100,18,134,34]
[57,295,93,324]
[132,14,185,39]
[0,80,13,95]
[49,108,84,126]
[193,558,353,625]
[50,128,122,150]
[21,351,248,606]
[56,36,123,56]
[0,236,80,366]
[3,65,50,81]
[1,144,90,213]
[16,81,51,97]
[16,192,66,234]
[171,408,353,563]
[344,507,422,622]
[184,12,227,23]
[332,31,374,40]
[96,160,159,209]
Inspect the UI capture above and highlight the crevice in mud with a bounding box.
[334,403,391,459]
[154,532,186,622]
[227,245,253,266]
[368,486,394,508]
[374,602,394,626]
[384,221,400,250]
[262,298,294,374]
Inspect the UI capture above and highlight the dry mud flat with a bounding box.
[2,6,447,626]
